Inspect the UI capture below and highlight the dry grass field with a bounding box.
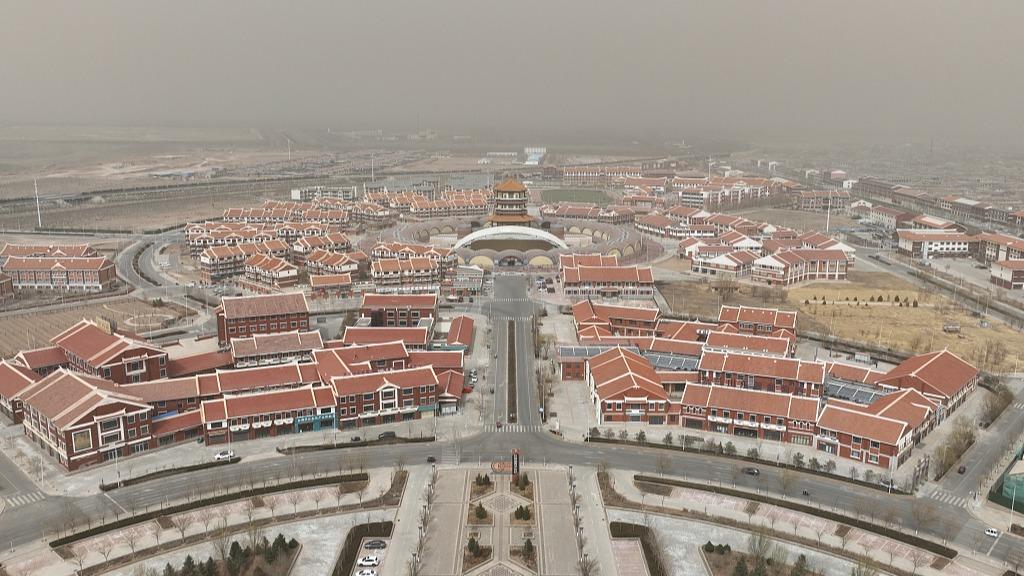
[659,270,1024,372]
[730,207,859,232]
[0,297,188,358]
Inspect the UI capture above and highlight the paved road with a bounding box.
[3,429,1020,563]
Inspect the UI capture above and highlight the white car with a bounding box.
[984,528,1000,538]
[214,449,235,461]
[357,556,380,567]
[356,571,377,576]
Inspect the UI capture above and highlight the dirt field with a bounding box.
[659,270,1024,371]
[729,208,858,232]
[0,183,292,232]
[0,297,189,358]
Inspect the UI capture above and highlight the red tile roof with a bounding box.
[20,369,148,430]
[718,305,797,331]
[875,350,978,401]
[446,316,474,347]
[340,327,430,347]
[698,351,824,384]
[588,347,667,402]
[51,320,166,368]
[14,345,68,371]
[360,293,438,310]
[704,332,790,356]
[230,331,323,360]
[329,365,438,396]
[0,360,40,400]
[563,265,654,284]
[166,351,233,378]
[219,293,309,320]
[681,383,819,422]
[817,404,908,446]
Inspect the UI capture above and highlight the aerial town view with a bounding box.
[1,2,1023,576]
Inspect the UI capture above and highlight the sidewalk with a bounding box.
[0,469,395,576]
[0,410,462,498]
[608,468,1003,576]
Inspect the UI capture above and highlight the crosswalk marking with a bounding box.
[483,424,543,433]
[5,491,45,508]
[440,446,460,465]
[493,297,531,303]
[929,490,968,508]
[1013,401,1024,410]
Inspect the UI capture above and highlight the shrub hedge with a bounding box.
[99,457,241,491]
[51,472,369,548]
[587,436,907,494]
[633,474,955,559]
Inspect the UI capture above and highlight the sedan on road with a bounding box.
[984,528,1000,538]
[357,556,380,567]
[214,450,235,461]
[363,540,387,550]
[356,570,377,576]
[742,467,760,476]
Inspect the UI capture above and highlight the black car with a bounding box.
[742,467,760,476]
[364,540,387,550]
[350,436,362,443]
[426,455,436,463]
[378,431,397,440]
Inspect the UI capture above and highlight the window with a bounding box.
[126,415,136,424]
[140,425,149,435]
[101,432,120,445]
[339,407,347,416]
[852,436,862,444]
[363,393,374,402]
[403,388,413,397]
[100,419,119,432]
[128,428,137,439]
[851,449,861,459]
[291,321,298,328]
[867,453,879,464]
[159,356,166,366]
[228,326,236,334]
[870,440,880,449]
[71,430,92,452]
[102,367,111,378]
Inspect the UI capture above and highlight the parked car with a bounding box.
[984,528,1000,538]
[495,421,503,429]
[357,556,380,567]
[350,435,362,442]
[214,450,234,461]
[742,467,760,476]
[957,465,967,474]
[363,540,387,550]
[356,570,377,576]
[378,431,396,440]
[426,455,436,463]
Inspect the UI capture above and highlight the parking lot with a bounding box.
[354,536,391,576]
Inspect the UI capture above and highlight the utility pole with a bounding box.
[34,179,42,228]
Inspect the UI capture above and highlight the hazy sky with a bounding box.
[2,1,1022,144]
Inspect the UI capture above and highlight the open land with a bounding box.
[659,270,1024,371]
[729,207,858,232]
[539,188,612,205]
[0,297,189,357]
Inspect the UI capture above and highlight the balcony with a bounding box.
[229,423,251,432]
[707,415,732,425]
[759,422,787,432]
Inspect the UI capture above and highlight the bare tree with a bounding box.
[95,538,115,563]
[850,562,879,576]
[265,494,280,519]
[123,527,142,558]
[910,500,937,535]
[311,487,326,512]
[213,517,232,568]
[908,549,930,575]
[779,469,796,497]
[578,555,599,576]
[656,454,672,476]
[839,525,854,552]
[334,482,349,507]
[67,543,88,572]
[286,490,305,514]
[171,512,196,541]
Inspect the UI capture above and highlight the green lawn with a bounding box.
[540,188,611,205]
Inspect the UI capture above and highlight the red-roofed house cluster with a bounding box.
[560,300,979,470]
[557,253,654,299]
[0,293,470,470]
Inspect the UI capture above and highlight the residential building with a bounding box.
[216,293,310,345]
[230,331,324,367]
[585,347,669,424]
[370,257,441,292]
[51,320,168,383]
[1,256,116,292]
[991,260,1024,290]
[717,306,798,337]
[751,249,850,286]
[360,293,438,327]
[679,384,818,444]
[562,265,655,298]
